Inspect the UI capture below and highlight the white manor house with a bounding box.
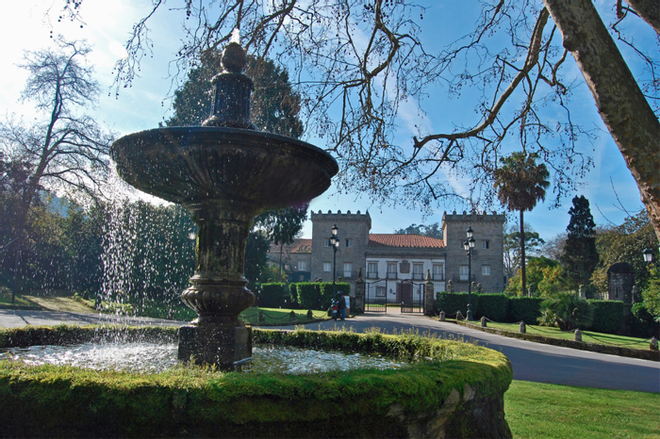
[269,210,506,305]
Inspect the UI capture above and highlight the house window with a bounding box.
[324,239,330,247]
[367,262,378,279]
[459,265,469,281]
[345,239,353,247]
[482,240,490,250]
[323,262,332,272]
[376,286,387,297]
[432,264,444,281]
[343,263,352,278]
[387,262,397,279]
[413,263,424,280]
[298,261,307,271]
[482,265,491,276]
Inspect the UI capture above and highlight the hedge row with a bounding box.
[258,282,351,310]
[435,292,634,336]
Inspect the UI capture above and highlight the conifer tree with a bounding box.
[560,195,599,289]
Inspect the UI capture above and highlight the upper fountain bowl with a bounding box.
[111,126,338,211]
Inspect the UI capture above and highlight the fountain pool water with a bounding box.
[0,343,408,374]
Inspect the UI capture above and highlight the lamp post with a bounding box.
[463,227,476,321]
[643,247,653,264]
[329,225,340,295]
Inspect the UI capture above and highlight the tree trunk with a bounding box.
[520,210,526,296]
[543,0,660,241]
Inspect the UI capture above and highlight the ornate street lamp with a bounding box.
[329,225,340,295]
[464,227,476,321]
[643,247,653,264]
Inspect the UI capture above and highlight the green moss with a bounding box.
[0,325,512,438]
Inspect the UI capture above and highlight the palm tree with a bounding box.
[494,152,550,296]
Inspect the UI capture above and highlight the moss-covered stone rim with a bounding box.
[0,324,512,424]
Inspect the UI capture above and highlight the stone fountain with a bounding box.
[110,41,338,370]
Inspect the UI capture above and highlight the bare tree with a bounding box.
[61,1,658,237]
[1,37,113,301]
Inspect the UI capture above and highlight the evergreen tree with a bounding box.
[560,195,599,289]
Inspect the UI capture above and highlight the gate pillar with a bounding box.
[354,268,365,314]
[424,269,435,316]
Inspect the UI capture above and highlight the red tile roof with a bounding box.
[270,239,312,254]
[369,234,445,248]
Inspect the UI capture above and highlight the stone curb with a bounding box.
[454,320,659,362]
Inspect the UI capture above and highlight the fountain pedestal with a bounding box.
[110,41,338,370]
[178,204,256,369]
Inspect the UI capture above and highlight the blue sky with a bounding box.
[0,0,651,242]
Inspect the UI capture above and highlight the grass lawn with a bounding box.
[505,380,660,439]
[22,295,98,313]
[478,321,652,350]
[0,288,35,307]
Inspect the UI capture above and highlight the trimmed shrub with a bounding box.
[629,303,660,338]
[508,297,543,324]
[293,282,351,310]
[435,292,477,318]
[538,293,594,331]
[258,283,289,308]
[476,294,508,322]
[289,283,299,307]
[586,300,623,334]
[295,282,322,309]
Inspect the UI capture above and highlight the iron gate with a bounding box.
[365,280,387,312]
[400,280,424,313]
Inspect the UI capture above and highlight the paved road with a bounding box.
[1,308,658,393]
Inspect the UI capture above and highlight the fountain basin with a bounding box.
[111,127,338,210]
[0,325,512,438]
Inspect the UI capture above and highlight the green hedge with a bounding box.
[435,293,544,324]
[507,297,544,324]
[477,294,509,322]
[259,283,289,308]
[586,300,623,334]
[0,325,513,438]
[436,292,476,318]
[294,282,351,310]
[289,283,298,307]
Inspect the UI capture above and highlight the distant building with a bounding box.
[268,210,506,302]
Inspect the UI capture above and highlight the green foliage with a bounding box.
[295,282,322,309]
[258,283,289,308]
[538,293,594,331]
[503,224,545,279]
[508,297,544,324]
[641,266,660,320]
[293,282,350,310]
[289,283,298,305]
[477,294,509,322]
[394,223,442,239]
[585,300,623,334]
[591,212,659,293]
[435,292,476,318]
[506,256,565,297]
[629,303,660,338]
[560,196,599,289]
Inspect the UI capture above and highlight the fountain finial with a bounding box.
[203,39,256,129]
